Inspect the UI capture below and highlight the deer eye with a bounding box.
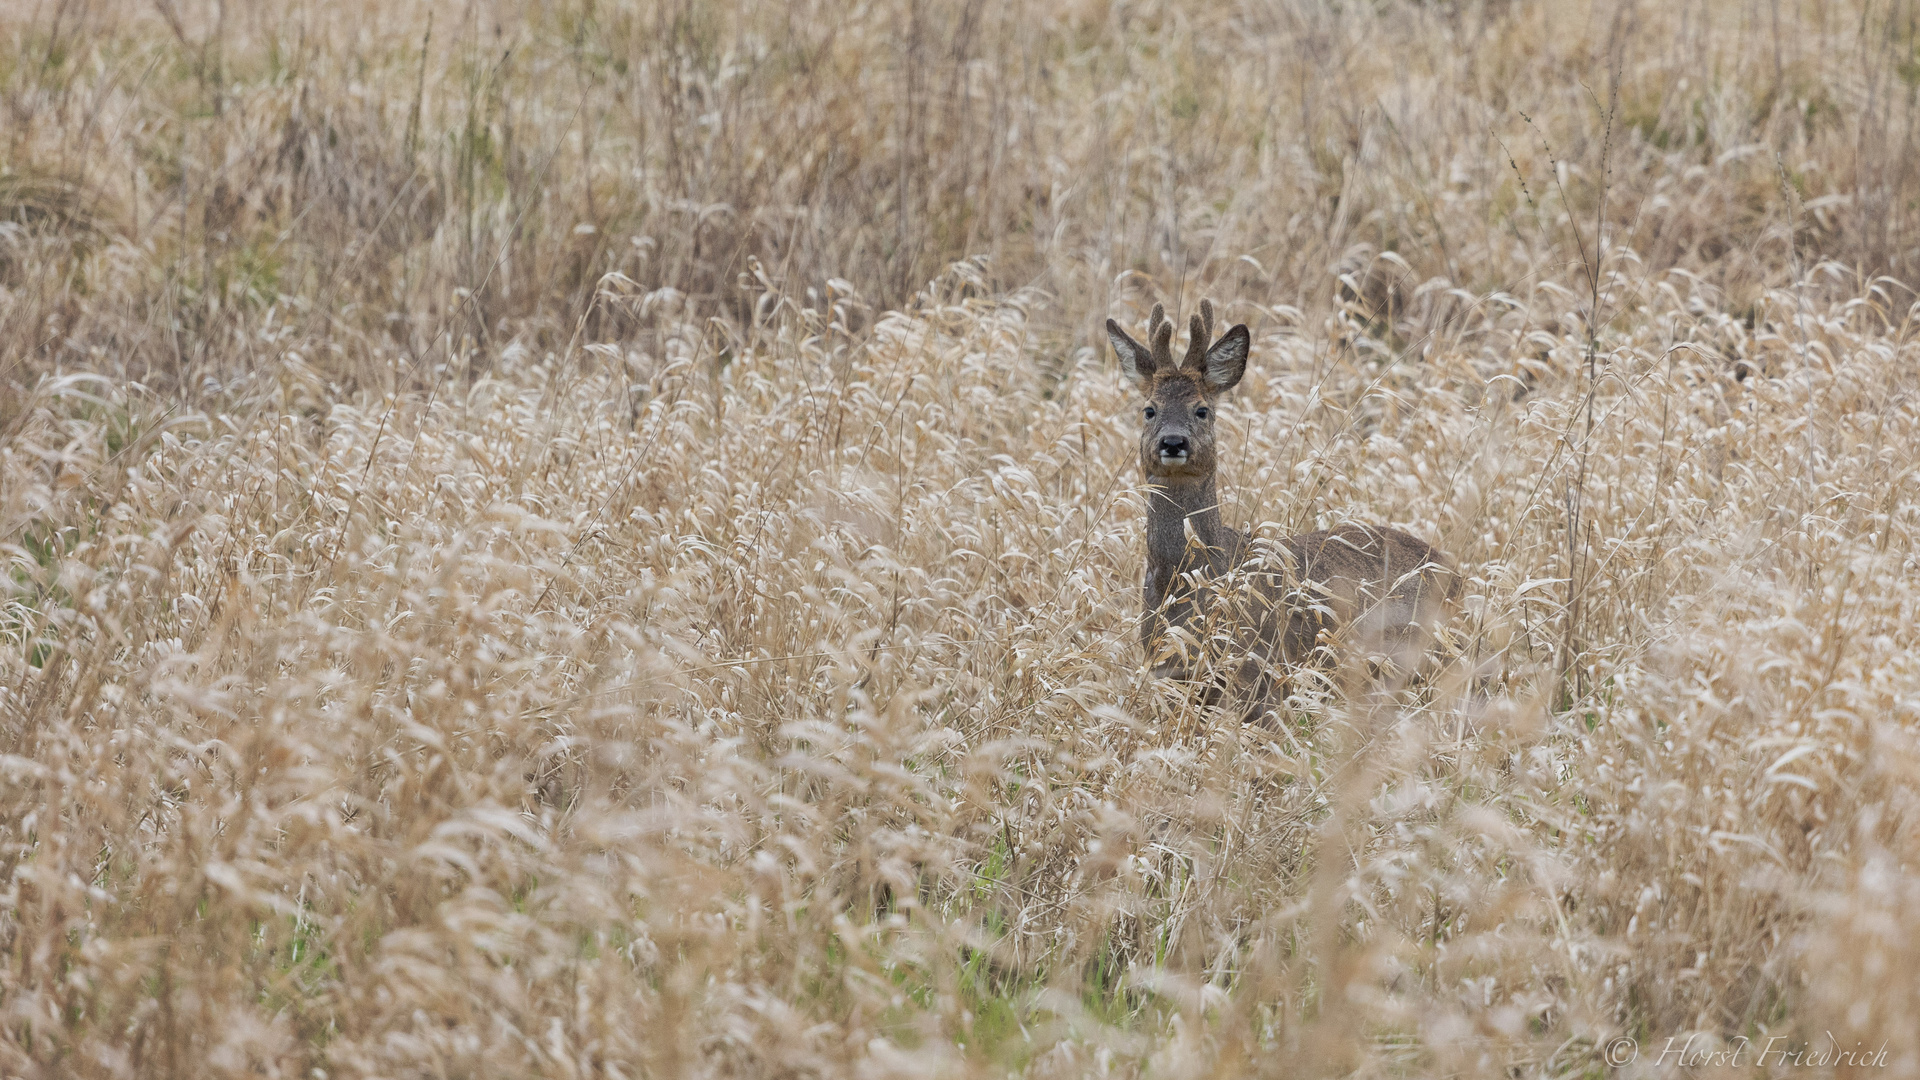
[1143,406,1157,420]
[1194,406,1211,420]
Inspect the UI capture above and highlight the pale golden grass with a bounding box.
[6,262,1919,1076]
[5,0,1919,406]
[6,1,1920,1078]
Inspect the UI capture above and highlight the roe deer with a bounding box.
[1106,299,1458,718]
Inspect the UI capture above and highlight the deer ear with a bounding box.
[1202,324,1250,391]
[1107,319,1155,387]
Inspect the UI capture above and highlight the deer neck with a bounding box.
[1145,474,1235,582]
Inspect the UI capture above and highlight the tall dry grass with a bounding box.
[6,0,1920,403]
[6,0,1920,1077]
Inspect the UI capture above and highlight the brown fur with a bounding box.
[1107,300,1459,718]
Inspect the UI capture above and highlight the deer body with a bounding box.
[1109,300,1457,714]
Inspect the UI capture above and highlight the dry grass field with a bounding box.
[6,0,1920,1076]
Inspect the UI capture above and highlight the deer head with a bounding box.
[1105,299,1251,485]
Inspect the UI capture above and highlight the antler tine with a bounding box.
[1178,298,1219,371]
[1181,313,1209,370]
[1139,302,1172,371]
[1150,313,1175,372]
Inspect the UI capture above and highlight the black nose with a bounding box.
[1158,435,1189,455]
